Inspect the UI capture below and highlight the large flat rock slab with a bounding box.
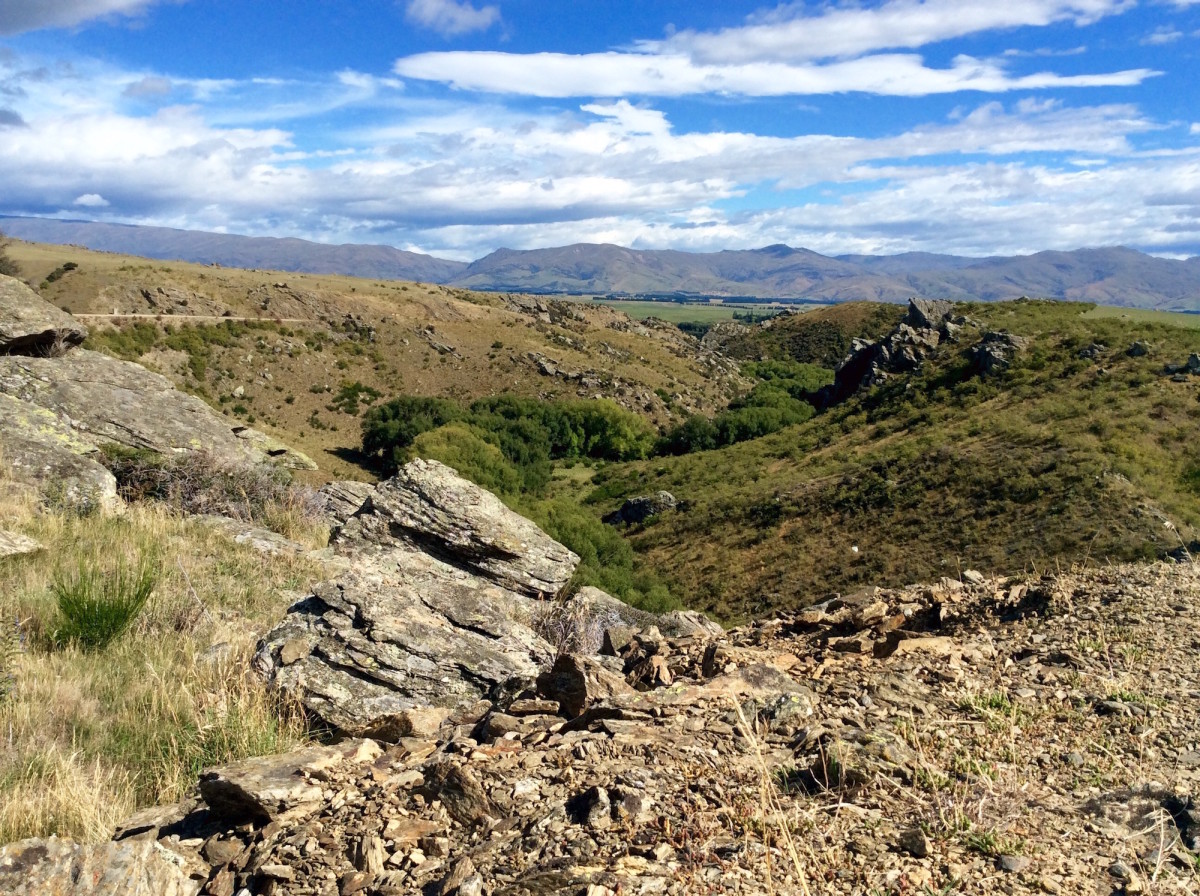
[0,392,120,512]
[255,553,553,740]
[0,350,260,465]
[0,836,199,896]
[0,275,88,355]
[338,458,578,597]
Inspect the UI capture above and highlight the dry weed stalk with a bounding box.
[730,699,815,896]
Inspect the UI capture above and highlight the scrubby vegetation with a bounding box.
[657,360,832,454]
[0,231,20,277]
[596,300,1200,619]
[96,445,325,543]
[363,395,656,481]
[363,395,675,612]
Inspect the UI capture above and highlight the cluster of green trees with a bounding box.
[363,395,656,484]
[656,360,832,455]
[361,395,672,611]
[0,230,21,277]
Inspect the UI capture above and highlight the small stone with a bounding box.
[898,827,931,858]
[997,854,1031,873]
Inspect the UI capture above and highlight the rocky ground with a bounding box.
[5,556,1197,896]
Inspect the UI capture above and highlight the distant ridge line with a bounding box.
[4,215,1199,311]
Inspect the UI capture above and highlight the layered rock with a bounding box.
[255,460,579,740]
[338,459,577,598]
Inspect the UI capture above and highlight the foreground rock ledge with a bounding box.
[23,561,1200,896]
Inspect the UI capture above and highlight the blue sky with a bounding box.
[1,1,1199,260]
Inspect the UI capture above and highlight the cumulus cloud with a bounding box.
[73,193,109,207]
[404,0,500,37]
[0,0,171,35]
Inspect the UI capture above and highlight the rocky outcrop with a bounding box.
[0,275,311,509]
[969,330,1028,376]
[338,459,577,598]
[255,461,580,740]
[316,480,376,529]
[818,297,964,406]
[0,350,261,466]
[0,392,121,513]
[0,836,199,896]
[601,490,677,525]
[18,560,1200,895]
[0,276,87,355]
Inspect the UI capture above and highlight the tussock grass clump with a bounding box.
[50,554,158,650]
[0,493,322,843]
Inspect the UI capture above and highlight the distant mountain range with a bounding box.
[5,215,1200,310]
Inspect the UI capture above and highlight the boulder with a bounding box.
[254,561,553,740]
[537,653,637,718]
[0,836,199,896]
[0,529,42,560]
[316,480,376,528]
[0,393,121,513]
[231,425,318,470]
[338,459,578,597]
[0,350,261,466]
[903,298,954,331]
[198,740,382,825]
[969,331,1027,376]
[602,491,677,526]
[0,276,88,356]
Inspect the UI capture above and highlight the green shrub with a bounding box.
[51,555,158,650]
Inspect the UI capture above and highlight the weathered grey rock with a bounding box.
[0,528,42,560]
[255,558,553,740]
[0,275,88,356]
[0,350,261,466]
[602,491,676,526]
[904,297,954,331]
[317,480,376,527]
[969,331,1027,376]
[231,425,318,470]
[0,393,121,513]
[198,740,381,825]
[338,459,578,597]
[0,836,199,896]
[537,653,637,718]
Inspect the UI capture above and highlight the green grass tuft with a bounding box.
[51,555,158,650]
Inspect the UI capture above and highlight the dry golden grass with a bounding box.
[0,479,323,843]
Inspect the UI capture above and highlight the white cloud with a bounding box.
[1142,26,1184,44]
[0,0,172,35]
[654,0,1133,64]
[394,49,1156,98]
[404,0,499,37]
[0,47,1197,261]
[122,76,173,98]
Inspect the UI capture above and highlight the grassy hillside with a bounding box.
[705,302,907,366]
[4,240,743,481]
[590,299,1200,620]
